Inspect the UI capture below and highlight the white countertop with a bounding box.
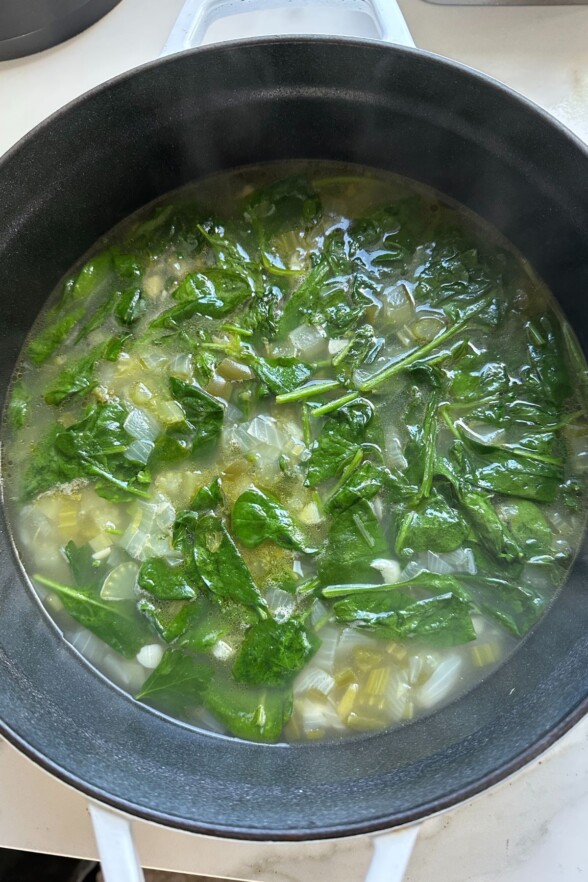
[1,0,587,878]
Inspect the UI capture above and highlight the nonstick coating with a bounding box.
[0,38,587,840]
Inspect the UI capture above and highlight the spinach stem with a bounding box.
[311,391,360,418]
[360,299,487,391]
[322,582,402,598]
[275,379,341,404]
[326,449,364,502]
[415,390,439,503]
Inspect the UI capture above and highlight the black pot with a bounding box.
[1,37,587,841]
[0,0,123,61]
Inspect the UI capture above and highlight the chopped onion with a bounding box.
[131,382,154,406]
[70,629,106,664]
[416,656,462,709]
[570,435,588,472]
[190,707,227,734]
[371,558,401,583]
[411,315,445,342]
[217,358,253,382]
[102,653,146,691]
[244,414,286,451]
[89,533,111,554]
[419,548,477,576]
[119,503,157,559]
[288,323,326,359]
[309,599,329,630]
[101,561,139,601]
[155,399,185,426]
[124,439,155,466]
[472,615,487,638]
[206,374,230,399]
[140,351,169,372]
[299,501,322,525]
[386,435,408,470]
[151,496,177,530]
[292,558,305,578]
[124,408,160,442]
[400,561,426,581]
[382,283,414,326]
[328,338,348,355]
[383,673,411,722]
[408,653,440,688]
[265,587,296,622]
[458,421,506,446]
[169,353,193,380]
[265,338,296,359]
[312,626,340,670]
[19,507,53,547]
[143,273,164,298]
[298,697,345,733]
[211,640,235,661]
[136,643,164,669]
[336,627,376,663]
[294,667,335,698]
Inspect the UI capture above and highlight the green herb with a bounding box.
[458,574,545,638]
[205,677,293,742]
[318,499,389,584]
[44,335,127,406]
[395,495,469,557]
[497,499,554,561]
[28,308,85,365]
[232,618,319,686]
[34,541,151,657]
[333,590,475,646]
[149,378,224,464]
[305,398,377,486]
[23,401,150,501]
[232,486,316,553]
[174,511,268,618]
[7,379,30,429]
[245,175,321,242]
[250,356,313,395]
[172,268,252,317]
[137,558,197,601]
[137,649,213,713]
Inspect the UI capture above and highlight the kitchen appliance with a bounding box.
[1,1,587,880]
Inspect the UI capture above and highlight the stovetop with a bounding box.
[0,1,587,879]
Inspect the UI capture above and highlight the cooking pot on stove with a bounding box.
[1,1,587,879]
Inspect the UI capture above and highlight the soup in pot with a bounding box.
[3,163,587,742]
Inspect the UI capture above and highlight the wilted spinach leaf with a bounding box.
[318,499,389,584]
[232,618,319,686]
[232,486,316,553]
[205,677,293,743]
[138,558,197,601]
[34,541,151,658]
[137,649,213,714]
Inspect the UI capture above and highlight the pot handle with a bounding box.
[89,804,145,882]
[366,827,420,882]
[161,0,415,56]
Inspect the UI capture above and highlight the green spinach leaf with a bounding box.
[136,649,213,713]
[205,677,293,743]
[232,486,316,553]
[318,499,389,584]
[395,495,468,556]
[232,618,319,687]
[138,558,197,601]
